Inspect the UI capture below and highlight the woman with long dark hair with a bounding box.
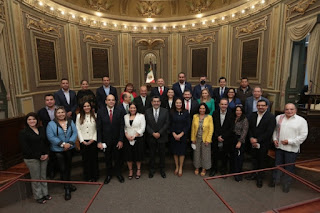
[76,80,96,110]
[226,88,241,112]
[191,103,214,176]
[170,98,190,177]
[19,112,51,204]
[123,103,146,179]
[46,106,77,200]
[233,105,248,182]
[76,101,98,182]
[120,83,138,103]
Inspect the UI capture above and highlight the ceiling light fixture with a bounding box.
[232,14,235,17]
[61,11,65,15]
[163,26,166,29]
[114,24,117,27]
[50,7,54,11]
[71,14,75,19]
[192,23,195,27]
[173,25,176,29]
[202,21,206,25]
[182,25,186,28]
[241,9,245,14]
[261,0,265,3]
[196,14,203,18]
[146,18,153,23]
[93,20,96,24]
[143,26,146,30]
[212,19,215,23]
[103,22,106,26]
[83,17,86,21]
[38,1,43,6]
[221,16,225,20]
[153,26,157,30]
[135,26,138,30]
[251,5,255,9]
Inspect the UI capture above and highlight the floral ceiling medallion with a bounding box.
[136,1,164,17]
[185,0,214,14]
[87,0,114,12]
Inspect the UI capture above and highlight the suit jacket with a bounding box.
[212,87,229,107]
[96,85,118,109]
[37,107,52,129]
[213,110,235,149]
[150,86,169,108]
[54,89,77,121]
[184,99,199,120]
[193,84,213,100]
[96,105,124,146]
[248,111,276,150]
[133,96,151,114]
[124,113,146,137]
[245,96,270,119]
[145,107,170,143]
[172,82,192,99]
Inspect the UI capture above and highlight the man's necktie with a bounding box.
[155,110,158,123]
[220,88,224,97]
[109,109,113,123]
[160,87,163,96]
[126,104,129,113]
[186,100,190,112]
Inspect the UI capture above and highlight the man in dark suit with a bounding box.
[212,77,229,110]
[134,85,151,114]
[150,78,169,108]
[183,90,199,121]
[145,96,170,178]
[54,78,77,121]
[172,72,192,99]
[246,100,276,188]
[96,76,118,109]
[37,94,57,179]
[97,94,125,184]
[193,76,213,100]
[119,92,131,115]
[245,86,270,119]
[210,98,235,177]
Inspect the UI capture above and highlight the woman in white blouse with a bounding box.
[76,101,98,182]
[124,103,146,179]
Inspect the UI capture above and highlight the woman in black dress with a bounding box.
[19,112,51,204]
[170,98,190,177]
[124,103,146,179]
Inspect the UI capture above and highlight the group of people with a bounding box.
[19,72,308,204]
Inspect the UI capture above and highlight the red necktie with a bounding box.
[109,109,113,123]
[159,87,163,96]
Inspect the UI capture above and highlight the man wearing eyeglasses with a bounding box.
[246,100,276,188]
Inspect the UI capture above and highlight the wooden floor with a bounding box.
[0,162,29,185]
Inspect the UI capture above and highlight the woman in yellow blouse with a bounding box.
[191,103,214,176]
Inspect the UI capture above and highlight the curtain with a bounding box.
[287,17,317,41]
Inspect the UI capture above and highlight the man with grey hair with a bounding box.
[269,103,308,193]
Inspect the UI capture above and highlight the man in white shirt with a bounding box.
[213,77,229,110]
[172,72,192,99]
[121,92,131,115]
[269,103,308,192]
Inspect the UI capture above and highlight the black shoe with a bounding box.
[160,171,166,179]
[209,170,216,177]
[256,179,263,188]
[245,173,257,180]
[282,183,290,193]
[148,172,154,178]
[70,185,77,192]
[117,175,125,183]
[65,189,71,201]
[104,176,112,184]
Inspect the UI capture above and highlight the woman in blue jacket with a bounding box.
[46,106,77,201]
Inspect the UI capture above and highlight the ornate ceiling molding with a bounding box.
[235,16,268,38]
[185,33,216,45]
[136,1,164,17]
[87,0,114,12]
[185,0,214,14]
[83,32,114,44]
[135,38,165,50]
[286,0,317,22]
[26,15,62,37]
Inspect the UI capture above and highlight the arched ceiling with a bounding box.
[52,0,242,20]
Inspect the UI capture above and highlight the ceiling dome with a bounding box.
[51,0,247,22]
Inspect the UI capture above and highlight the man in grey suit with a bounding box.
[145,96,170,178]
[245,86,270,119]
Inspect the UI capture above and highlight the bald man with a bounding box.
[134,86,151,114]
[270,103,308,193]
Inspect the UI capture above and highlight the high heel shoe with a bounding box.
[200,169,206,177]
[65,188,71,201]
[128,169,133,180]
[135,169,141,179]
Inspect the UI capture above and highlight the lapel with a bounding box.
[257,112,268,128]
[59,90,69,106]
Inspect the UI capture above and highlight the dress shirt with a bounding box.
[141,96,146,106]
[158,86,164,94]
[180,82,185,93]
[76,113,97,142]
[201,85,205,90]
[219,87,225,97]
[168,100,173,108]
[153,108,159,122]
[62,89,70,104]
[253,97,262,112]
[256,110,266,126]
[220,110,226,126]
[103,85,110,96]
[46,106,56,121]
[123,103,129,113]
[107,107,114,116]
[272,114,308,153]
